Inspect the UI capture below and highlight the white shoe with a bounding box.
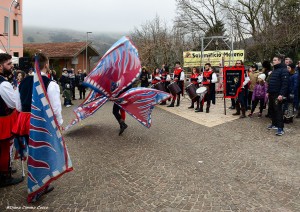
[66,105,71,108]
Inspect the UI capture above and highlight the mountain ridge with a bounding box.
[23,27,126,56]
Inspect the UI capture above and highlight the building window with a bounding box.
[4,16,9,34]
[13,52,19,57]
[13,20,19,36]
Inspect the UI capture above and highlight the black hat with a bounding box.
[287,63,296,69]
[251,64,258,70]
[262,61,271,70]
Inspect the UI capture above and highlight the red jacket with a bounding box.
[151,74,161,84]
[190,73,199,85]
[202,70,213,85]
[173,68,183,82]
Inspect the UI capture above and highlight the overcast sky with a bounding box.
[23,0,177,33]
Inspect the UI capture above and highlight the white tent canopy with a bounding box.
[0,48,19,64]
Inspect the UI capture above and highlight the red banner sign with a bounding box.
[223,66,245,98]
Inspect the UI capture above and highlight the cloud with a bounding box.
[23,0,176,32]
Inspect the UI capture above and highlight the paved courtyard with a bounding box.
[1,96,300,211]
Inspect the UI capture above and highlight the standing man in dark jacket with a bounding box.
[267,56,289,136]
[69,69,76,100]
[76,69,87,99]
[59,68,73,107]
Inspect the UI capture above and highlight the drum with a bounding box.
[167,82,182,96]
[196,86,207,101]
[151,82,166,92]
[185,83,197,99]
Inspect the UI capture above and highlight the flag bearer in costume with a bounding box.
[13,53,64,202]
[232,60,250,118]
[13,53,63,139]
[66,37,171,134]
[168,61,185,107]
[0,53,23,187]
[188,67,200,110]
[110,85,133,136]
[198,63,217,113]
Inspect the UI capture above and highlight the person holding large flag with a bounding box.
[13,53,63,138]
[13,53,72,203]
[0,53,23,187]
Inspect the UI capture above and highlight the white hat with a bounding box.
[63,68,67,71]
[258,73,266,81]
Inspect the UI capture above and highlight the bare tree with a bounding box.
[175,0,223,33]
[131,16,188,69]
[132,0,300,66]
[221,0,300,60]
[174,0,227,50]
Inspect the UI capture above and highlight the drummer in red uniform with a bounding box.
[150,68,161,85]
[168,61,185,107]
[198,63,217,113]
[0,53,23,187]
[160,65,171,105]
[188,67,201,110]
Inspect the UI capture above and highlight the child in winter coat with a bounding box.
[248,74,267,117]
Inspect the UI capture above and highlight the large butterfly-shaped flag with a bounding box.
[65,36,171,130]
[27,58,73,203]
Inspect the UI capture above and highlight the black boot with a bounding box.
[240,107,246,118]
[232,104,241,115]
[188,101,194,109]
[206,102,210,113]
[167,101,175,107]
[160,101,167,105]
[176,98,180,107]
[200,104,203,112]
[296,108,300,118]
[196,104,203,112]
[119,119,128,136]
[0,172,23,188]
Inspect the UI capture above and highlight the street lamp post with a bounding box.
[8,0,19,54]
[86,32,92,72]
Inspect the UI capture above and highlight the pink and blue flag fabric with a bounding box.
[64,90,108,131]
[27,58,73,202]
[116,88,171,128]
[84,36,141,97]
[64,36,171,130]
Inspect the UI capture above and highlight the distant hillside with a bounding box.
[23,27,125,56]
